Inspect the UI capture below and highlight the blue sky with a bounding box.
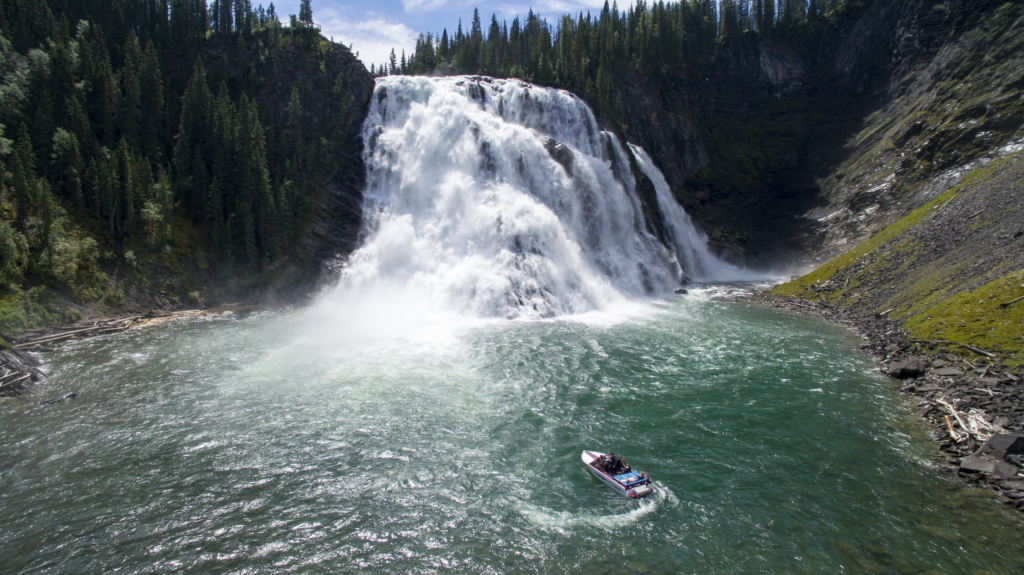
[270,0,615,70]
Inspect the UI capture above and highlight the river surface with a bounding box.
[2,292,1023,573]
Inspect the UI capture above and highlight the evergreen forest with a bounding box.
[0,0,885,329]
[0,0,368,327]
[380,0,855,125]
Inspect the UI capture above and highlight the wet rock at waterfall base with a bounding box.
[675,288,688,295]
[960,455,998,474]
[543,138,574,175]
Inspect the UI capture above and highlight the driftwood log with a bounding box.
[1,304,262,396]
[10,305,263,351]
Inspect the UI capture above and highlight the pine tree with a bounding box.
[298,0,313,26]
[120,32,143,148]
[174,59,213,218]
[208,85,235,249]
[237,95,276,262]
[11,124,35,223]
[25,49,54,166]
[51,128,83,211]
[140,40,165,166]
[286,86,303,171]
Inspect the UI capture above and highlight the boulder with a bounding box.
[959,435,1024,477]
[977,433,1024,459]
[994,416,1013,429]
[543,138,574,175]
[887,357,928,379]
[993,461,1021,479]
[960,455,996,474]
[931,367,964,377]
[675,288,688,295]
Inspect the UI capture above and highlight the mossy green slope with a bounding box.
[775,150,1024,364]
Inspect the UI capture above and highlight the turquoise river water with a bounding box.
[2,293,1023,573]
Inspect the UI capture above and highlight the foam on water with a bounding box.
[518,484,677,531]
[318,76,750,323]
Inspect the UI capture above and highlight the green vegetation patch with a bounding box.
[774,152,1018,300]
[0,286,80,332]
[906,271,1024,366]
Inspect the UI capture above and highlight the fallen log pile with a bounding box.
[10,316,146,351]
[10,305,263,352]
[0,348,45,396]
[0,304,263,397]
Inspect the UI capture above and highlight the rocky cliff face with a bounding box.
[806,0,1024,263]
[609,0,1023,270]
[770,1,1024,365]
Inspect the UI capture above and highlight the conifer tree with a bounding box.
[26,50,54,166]
[120,33,143,148]
[237,95,276,262]
[52,128,83,210]
[140,40,164,166]
[208,84,235,250]
[286,87,304,171]
[299,0,313,26]
[174,59,213,218]
[11,124,35,223]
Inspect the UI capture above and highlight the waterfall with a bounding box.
[628,144,755,282]
[325,76,744,320]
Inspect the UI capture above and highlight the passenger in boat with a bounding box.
[595,454,607,470]
[607,453,619,474]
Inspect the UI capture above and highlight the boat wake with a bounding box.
[517,483,678,531]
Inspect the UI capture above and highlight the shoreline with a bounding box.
[0,304,265,401]
[736,291,1024,513]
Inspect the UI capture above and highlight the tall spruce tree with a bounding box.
[139,40,164,166]
[173,59,213,219]
[298,0,313,26]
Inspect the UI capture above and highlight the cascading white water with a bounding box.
[628,144,756,282]
[324,76,745,320]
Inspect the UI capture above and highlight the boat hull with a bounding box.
[581,450,655,498]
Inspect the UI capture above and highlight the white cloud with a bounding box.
[316,9,418,71]
[400,0,453,13]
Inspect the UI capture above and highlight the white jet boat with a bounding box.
[581,450,655,499]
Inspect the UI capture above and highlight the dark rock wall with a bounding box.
[606,0,1022,269]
